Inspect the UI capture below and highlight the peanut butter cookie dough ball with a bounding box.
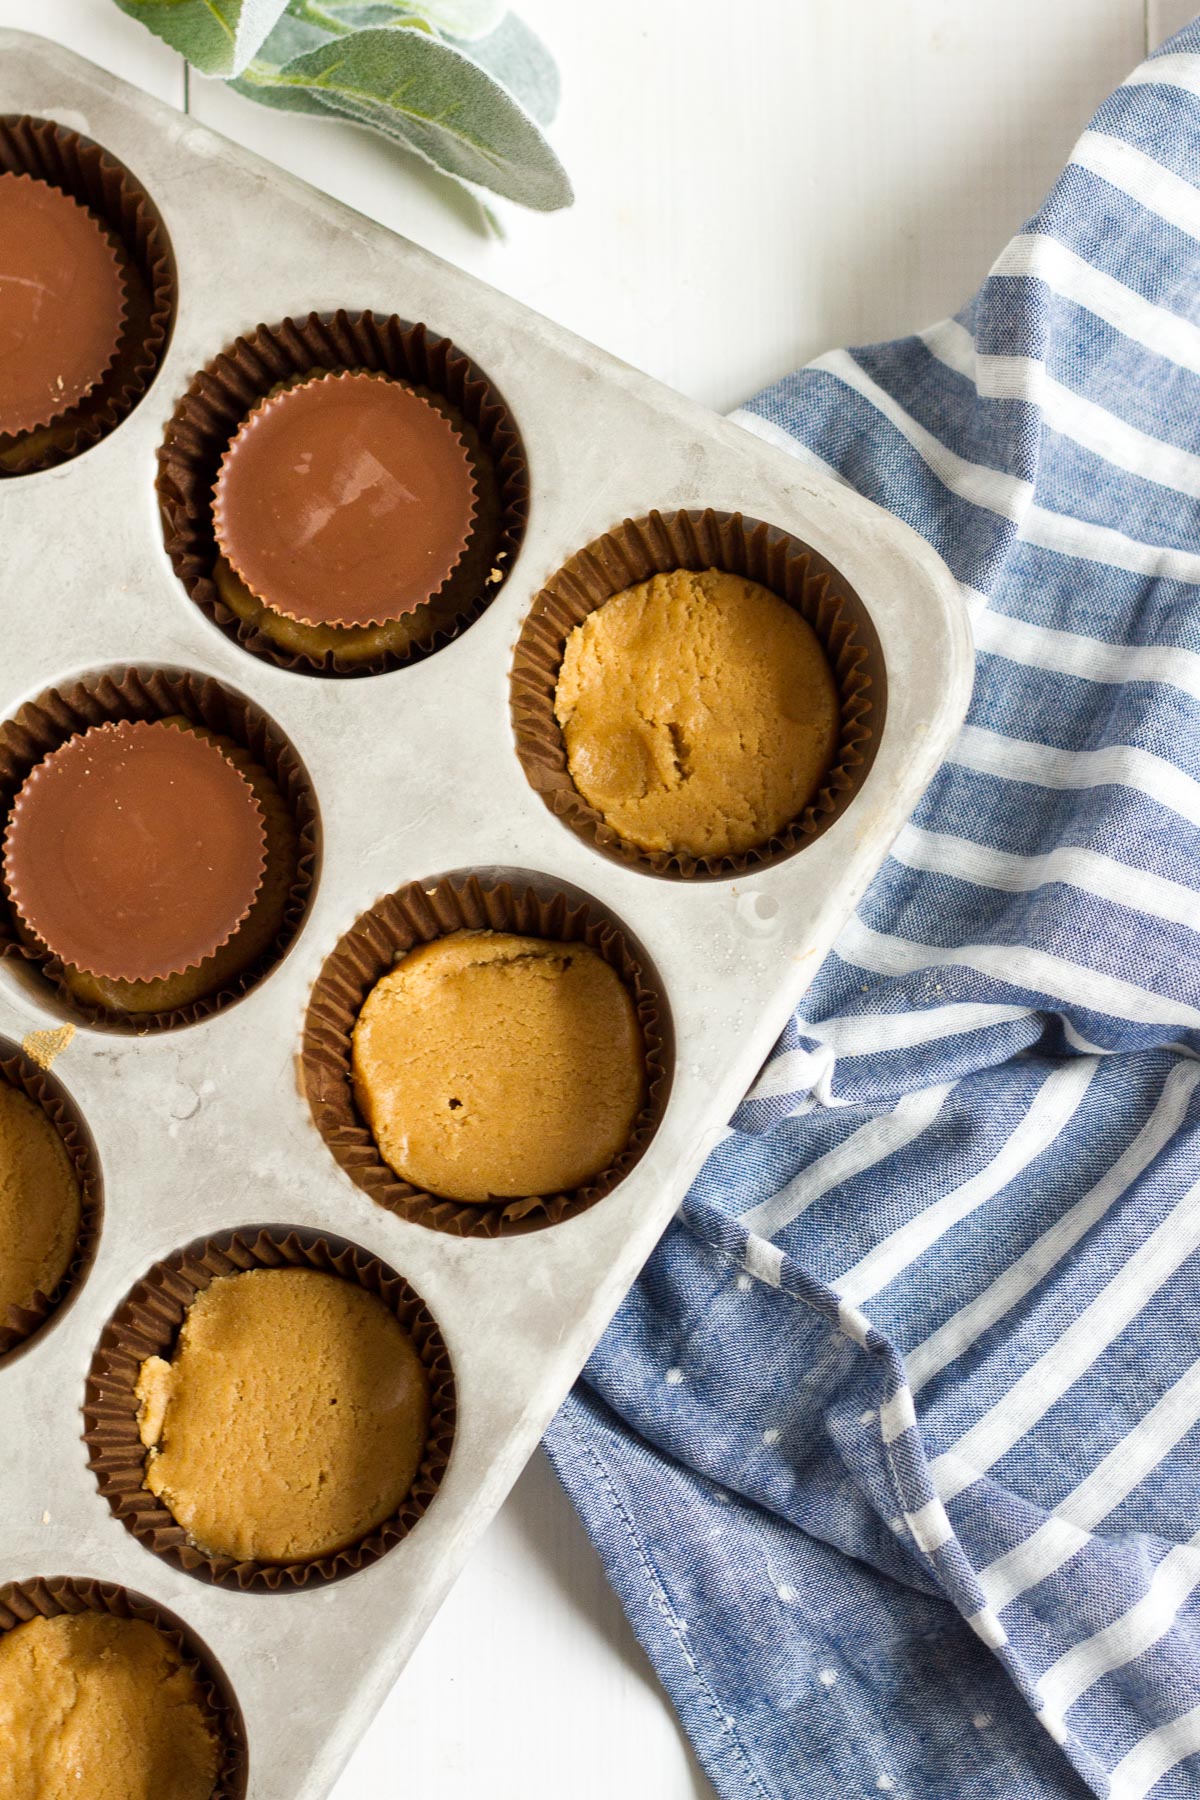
[554,567,840,860]
[352,931,645,1202]
[136,1267,430,1565]
[0,1611,220,1800]
[0,1080,81,1322]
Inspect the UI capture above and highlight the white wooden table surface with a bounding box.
[1,2,1194,1792]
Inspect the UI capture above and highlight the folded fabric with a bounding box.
[544,20,1200,1800]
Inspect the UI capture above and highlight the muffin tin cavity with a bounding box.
[511,508,888,879]
[0,1039,102,1366]
[302,868,674,1239]
[0,115,176,476]
[83,1226,456,1593]
[157,311,529,678]
[0,1574,248,1797]
[0,667,320,1032]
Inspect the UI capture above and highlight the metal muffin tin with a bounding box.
[0,29,973,1800]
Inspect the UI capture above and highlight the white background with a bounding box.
[0,2,1194,1792]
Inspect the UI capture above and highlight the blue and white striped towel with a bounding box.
[544,20,1200,1800]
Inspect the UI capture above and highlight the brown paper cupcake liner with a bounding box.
[510,508,888,879]
[158,310,529,677]
[83,1225,456,1593]
[0,115,176,477]
[302,869,673,1238]
[0,1042,103,1364]
[0,667,320,1032]
[0,1574,248,1797]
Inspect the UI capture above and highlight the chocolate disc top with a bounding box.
[212,371,478,628]
[0,172,127,438]
[2,721,268,983]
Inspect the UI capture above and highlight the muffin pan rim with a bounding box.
[0,31,974,1800]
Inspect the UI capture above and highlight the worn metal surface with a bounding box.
[0,32,973,1799]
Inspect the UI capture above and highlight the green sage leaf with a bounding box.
[231,6,429,112]
[231,5,342,108]
[112,0,288,77]
[290,2,435,29]
[240,23,572,209]
[451,12,558,125]
[405,0,505,39]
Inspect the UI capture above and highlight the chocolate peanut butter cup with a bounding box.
[158,311,528,676]
[3,720,267,985]
[0,669,320,1032]
[213,371,478,629]
[0,116,176,476]
[0,172,126,438]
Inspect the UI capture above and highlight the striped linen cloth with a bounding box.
[543,20,1200,1800]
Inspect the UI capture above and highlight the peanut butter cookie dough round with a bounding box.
[0,1047,101,1362]
[555,567,839,861]
[0,1079,80,1328]
[511,508,885,879]
[352,930,646,1203]
[0,1610,220,1800]
[135,1267,430,1565]
[303,873,672,1238]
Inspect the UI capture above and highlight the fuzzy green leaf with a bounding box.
[294,0,497,28]
[240,23,572,208]
[231,6,343,109]
[406,0,505,39]
[275,5,559,120]
[290,2,435,28]
[452,12,557,124]
[231,7,432,112]
[112,0,288,76]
